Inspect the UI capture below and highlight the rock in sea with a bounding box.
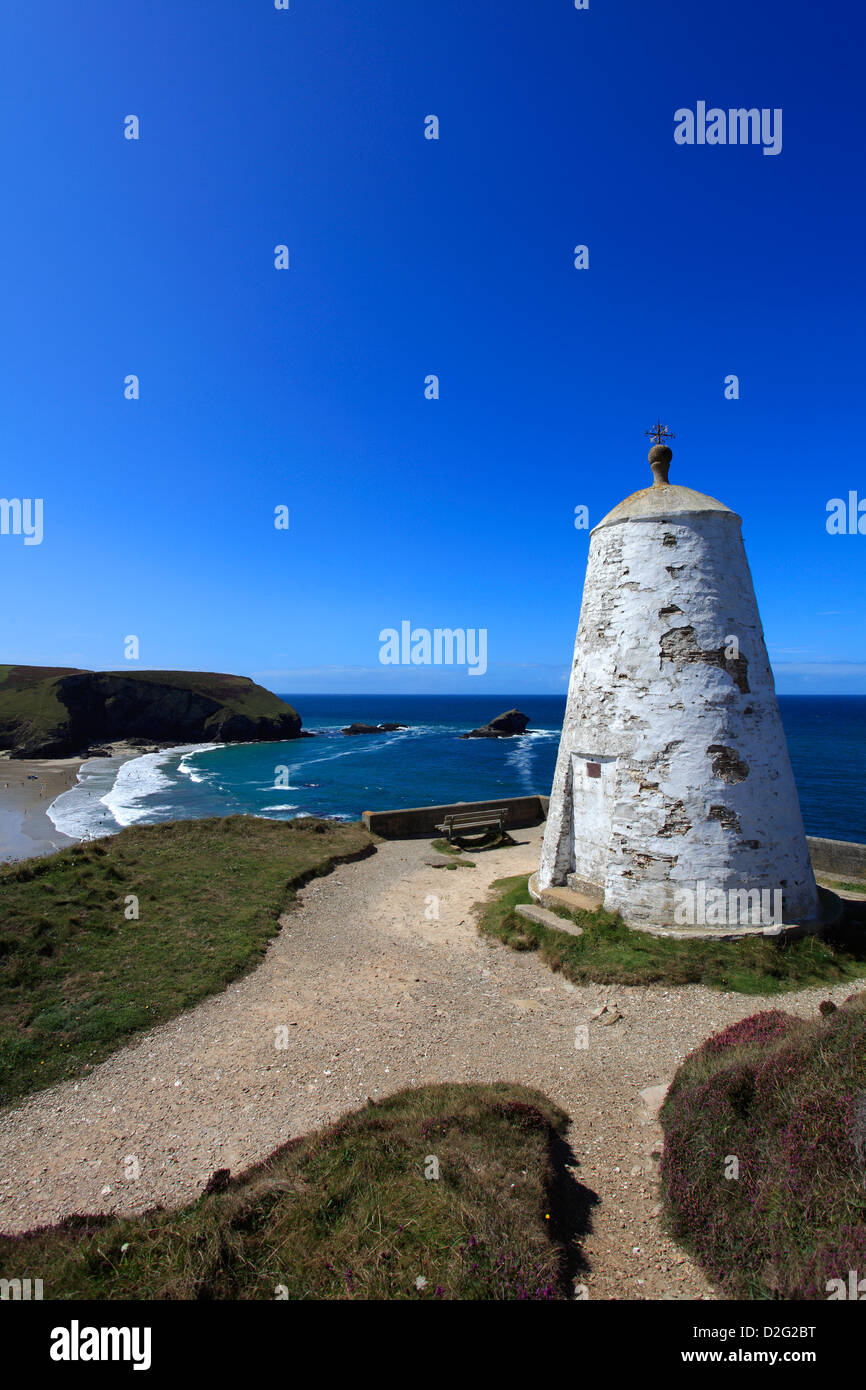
[461,709,530,739]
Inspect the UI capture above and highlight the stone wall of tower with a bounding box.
[537,509,820,929]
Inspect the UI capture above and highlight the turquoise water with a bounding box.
[48,695,866,846]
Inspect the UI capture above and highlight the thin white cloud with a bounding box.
[774,662,866,677]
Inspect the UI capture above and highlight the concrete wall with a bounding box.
[808,836,866,880]
[362,798,865,889]
[362,795,548,839]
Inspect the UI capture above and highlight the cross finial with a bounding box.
[645,419,675,447]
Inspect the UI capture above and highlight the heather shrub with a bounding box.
[660,993,866,1299]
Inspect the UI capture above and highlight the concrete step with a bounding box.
[515,903,584,937]
[566,873,605,900]
[544,883,604,914]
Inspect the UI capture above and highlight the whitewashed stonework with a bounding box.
[537,447,820,932]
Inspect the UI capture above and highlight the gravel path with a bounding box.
[1,828,861,1299]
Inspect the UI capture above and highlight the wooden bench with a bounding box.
[435,807,509,843]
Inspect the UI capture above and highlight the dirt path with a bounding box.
[0,829,860,1299]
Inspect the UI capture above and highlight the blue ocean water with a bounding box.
[48,695,866,846]
[776,696,866,845]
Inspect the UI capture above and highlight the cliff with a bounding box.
[0,666,304,758]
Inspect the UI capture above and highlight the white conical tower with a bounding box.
[535,430,821,934]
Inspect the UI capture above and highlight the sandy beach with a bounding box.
[0,742,168,864]
[0,756,83,862]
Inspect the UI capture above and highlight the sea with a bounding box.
[47,695,866,847]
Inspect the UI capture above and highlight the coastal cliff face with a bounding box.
[0,667,303,758]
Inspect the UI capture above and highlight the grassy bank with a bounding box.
[478,874,866,995]
[0,1083,574,1300]
[0,816,372,1107]
[659,993,866,1298]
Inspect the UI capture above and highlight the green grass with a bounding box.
[432,829,513,853]
[0,664,86,693]
[0,675,73,754]
[0,1083,575,1300]
[478,874,866,995]
[429,839,476,868]
[0,816,372,1107]
[660,994,866,1298]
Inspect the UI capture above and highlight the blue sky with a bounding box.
[1,0,864,695]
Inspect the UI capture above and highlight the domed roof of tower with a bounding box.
[594,443,740,531]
